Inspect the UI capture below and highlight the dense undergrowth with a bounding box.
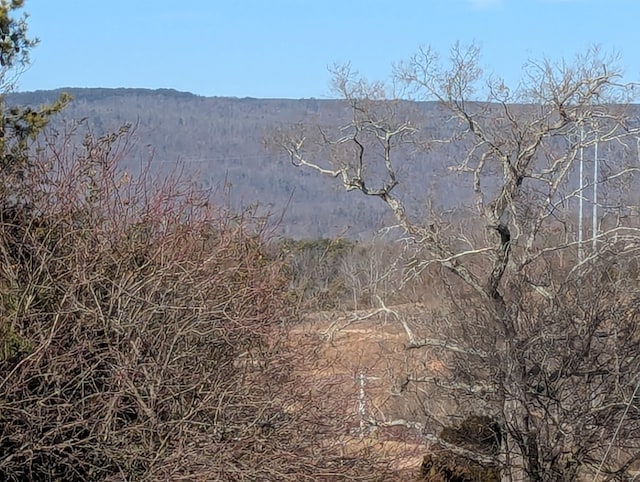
[0,123,395,480]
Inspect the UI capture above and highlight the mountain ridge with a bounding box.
[7,88,637,239]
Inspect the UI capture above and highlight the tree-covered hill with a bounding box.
[5,88,473,238]
[8,88,640,238]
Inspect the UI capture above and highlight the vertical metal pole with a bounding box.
[578,123,584,262]
[592,135,598,251]
[358,372,366,436]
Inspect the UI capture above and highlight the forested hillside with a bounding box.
[1,89,510,237]
[8,88,640,240]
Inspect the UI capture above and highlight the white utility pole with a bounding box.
[592,133,599,251]
[357,372,366,435]
[356,371,380,436]
[578,123,584,262]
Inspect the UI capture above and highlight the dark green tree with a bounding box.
[0,0,69,205]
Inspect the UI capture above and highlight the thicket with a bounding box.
[0,3,398,480]
[0,105,397,482]
[283,236,427,311]
[1,122,287,479]
[283,237,361,310]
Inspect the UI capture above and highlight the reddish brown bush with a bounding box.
[0,124,391,480]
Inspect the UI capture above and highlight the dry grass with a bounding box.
[289,302,454,478]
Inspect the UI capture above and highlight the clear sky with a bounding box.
[16,0,640,99]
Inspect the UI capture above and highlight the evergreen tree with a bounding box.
[0,0,69,206]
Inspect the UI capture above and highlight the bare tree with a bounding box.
[276,45,640,481]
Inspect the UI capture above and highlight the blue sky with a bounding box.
[16,0,640,99]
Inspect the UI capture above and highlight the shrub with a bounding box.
[0,125,389,480]
[420,452,500,482]
[420,416,502,482]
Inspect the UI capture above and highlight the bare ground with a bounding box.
[288,302,450,479]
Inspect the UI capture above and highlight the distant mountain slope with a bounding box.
[6,88,450,238]
[7,88,639,238]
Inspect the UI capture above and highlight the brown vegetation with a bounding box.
[0,122,400,480]
[276,44,640,480]
[6,3,640,480]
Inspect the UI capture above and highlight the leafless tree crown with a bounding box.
[276,45,640,481]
